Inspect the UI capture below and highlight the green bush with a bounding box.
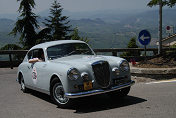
[121,37,140,57]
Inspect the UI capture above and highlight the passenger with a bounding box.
[29,50,44,63]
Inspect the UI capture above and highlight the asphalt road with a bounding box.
[0,68,176,118]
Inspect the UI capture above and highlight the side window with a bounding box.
[27,49,45,61]
[33,50,38,58]
[38,49,45,61]
[27,51,33,60]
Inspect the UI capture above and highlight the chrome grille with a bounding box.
[92,61,110,88]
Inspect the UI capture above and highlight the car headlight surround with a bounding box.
[119,60,130,72]
[67,68,80,80]
[81,72,89,81]
[112,67,120,75]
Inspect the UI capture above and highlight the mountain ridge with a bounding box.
[0,9,176,48]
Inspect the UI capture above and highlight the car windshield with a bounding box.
[47,43,94,60]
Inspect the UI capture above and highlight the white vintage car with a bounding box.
[17,40,135,108]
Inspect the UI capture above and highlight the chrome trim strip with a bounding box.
[25,85,50,95]
[91,60,106,66]
[65,80,135,98]
[91,60,111,88]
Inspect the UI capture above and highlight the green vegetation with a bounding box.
[1,8,176,49]
[148,0,176,7]
[71,28,89,43]
[121,37,140,57]
[171,44,176,48]
[148,0,176,55]
[0,44,22,50]
[38,0,71,43]
[9,0,39,49]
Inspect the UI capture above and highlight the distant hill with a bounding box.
[0,13,18,20]
[38,9,139,20]
[0,9,176,49]
[120,9,176,26]
[0,19,18,48]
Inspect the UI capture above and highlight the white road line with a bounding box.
[146,80,176,84]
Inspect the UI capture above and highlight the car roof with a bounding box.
[30,40,85,51]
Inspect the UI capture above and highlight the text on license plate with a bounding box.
[83,81,93,90]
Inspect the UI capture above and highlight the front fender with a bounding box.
[46,62,72,93]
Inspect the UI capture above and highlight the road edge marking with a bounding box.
[146,79,176,84]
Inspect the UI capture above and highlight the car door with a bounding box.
[30,49,48,90]
[23,50,35,87]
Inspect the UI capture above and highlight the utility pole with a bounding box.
[158,0,163,55]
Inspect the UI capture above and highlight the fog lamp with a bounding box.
[81,72,89,81]
[112,67,120,75]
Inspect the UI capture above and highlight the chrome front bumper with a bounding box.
[65,80,135,98]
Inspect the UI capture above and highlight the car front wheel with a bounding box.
[50,77,73,108]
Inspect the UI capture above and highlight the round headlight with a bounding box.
[120,61,130,72]
[67,68,80,80]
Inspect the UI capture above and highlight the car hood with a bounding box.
[49,55,123,68]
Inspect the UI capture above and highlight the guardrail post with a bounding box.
[112,51,117,56]
[153,51,158,55]
[9,54,13,69]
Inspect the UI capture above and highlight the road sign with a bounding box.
[166,26,173,34]
[138,30,151,46]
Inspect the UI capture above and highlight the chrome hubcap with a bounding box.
[54,84,69,104]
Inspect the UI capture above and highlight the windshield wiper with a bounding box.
[79,50,93,55]
[64,50,76,57]
[49,55,62,60]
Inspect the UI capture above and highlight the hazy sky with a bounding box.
[0,0,156,14]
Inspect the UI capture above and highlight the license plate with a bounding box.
[84,81,93,90]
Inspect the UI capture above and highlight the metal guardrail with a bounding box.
[94,48,176,56]
[0,48,176,69]
[0,50,28,69]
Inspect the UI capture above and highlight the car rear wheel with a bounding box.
[50,77,73,108]
[108,87,131,98]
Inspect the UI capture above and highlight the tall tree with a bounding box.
[10,0,39,49]
[148,0,176,7]
[147,0,176,55]
[39,0,71,42]
[71,28,89,43]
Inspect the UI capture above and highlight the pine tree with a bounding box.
[10,0,38,49]
[38,0,71,42]
[127,37,138,48]
[121,37,140,57]
[71,28,89,43]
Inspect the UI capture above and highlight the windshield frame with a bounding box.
[46,42,96,60]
